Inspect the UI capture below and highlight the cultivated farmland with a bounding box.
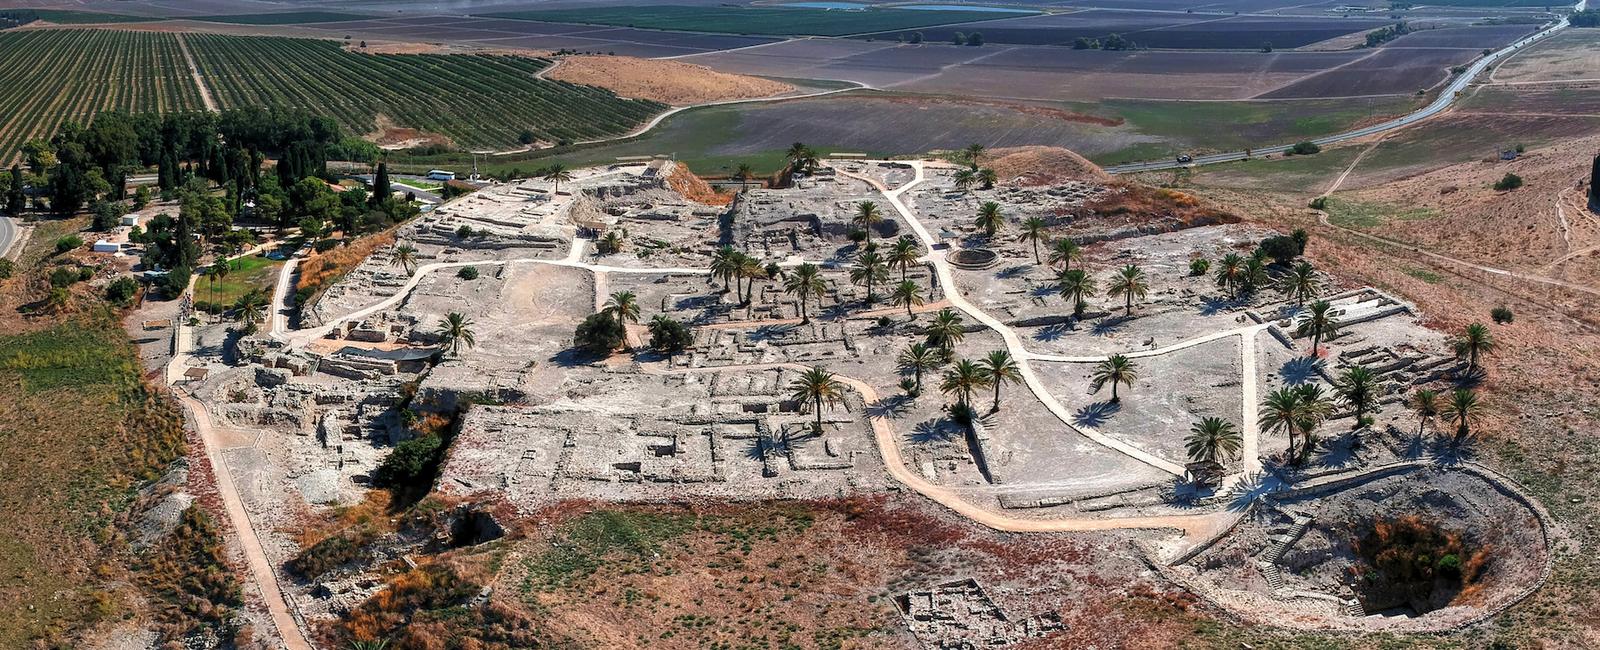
[185,34,665,149]
[480,5,1020,37]
[0,29,202,162]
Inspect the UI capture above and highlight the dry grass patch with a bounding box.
[546,55,793,105]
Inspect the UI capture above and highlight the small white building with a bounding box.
[92,240,120,253]
[425,169,456,181]
[119,214,139,227]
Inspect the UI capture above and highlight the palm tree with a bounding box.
[1186,417,1242,465]
[1107,264,1148,317]
[890,280,924,319]
[888,235,922,285]
[940,358,989,410]
[1296,300,1338,357]
[392,243,418,275]
[543,164,573,194]
[1214,252,1245,298]
[1018,216,1047,264]
[604,291,640,325]
[979,350,1022,413]
[436,312,476,357]
[952,167,978,193]
[789,366,845,435]
[1292,383,1334,462]
[850,249,888,304]
[1454,323,1495,375]
[736,253,765,305]
[1049,238,1082,272]
[1411,388,1440,439]
[734,163,754,190]
[1442,388,1481,443]
[898,342,939,396]
[236,292,267,333]
[1090,354,1138,403]
[975,201,1004,237]
[204,263,221,305]
[1056,268,1097,318]
[786,142,818,174]
[1240,256,1270,296]
[597,230,625,255]
[1259,387,1304,462]
[784,262,826,323]
[1335,365,1379,430]
[961,143,986,165]
[977,167,998,190]
[925,308,965,352]
[710,245,739,293]
[1278,261,1320,306]
[854,201,883,236]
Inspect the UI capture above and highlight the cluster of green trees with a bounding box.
[570,290,695,357]
[1570,9,1600,27]
[950,31,984,46]
[1364,22,1411,48]
[15,108,420,298]
[1072,34,1132,51]
[0,9,35,28]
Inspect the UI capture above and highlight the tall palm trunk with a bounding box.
[991,382,1002,413]
[813,395,823,433]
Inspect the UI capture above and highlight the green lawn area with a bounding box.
[1163,145,1362,194]
[1322,196,1438,229]
[479,5,1025,36]
[199,254,282,307]
[190,12,370,25]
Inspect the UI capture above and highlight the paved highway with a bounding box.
[0,216,17,259]
[1103,4,1582,175]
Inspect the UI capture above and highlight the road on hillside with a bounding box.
[1103,2,1584,175]
[0,216,17,259]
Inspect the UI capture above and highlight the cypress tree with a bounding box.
[1589,153,1600,205]
[5,164,24,215]
[371,162,390,207]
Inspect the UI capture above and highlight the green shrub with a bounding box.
[313,238,340,253]
[55,235,83,254]
[0,258,13,279]
[1258,235,1300,265]
[1490,306,1514,324]
[1493,173,1523,191]
[373,434,444,489]
[1189,258,1210,276]
[105,276,139,305]
[457,266,479,280]
[1288,141,1321,155]
[1308,196,1327,210]
[647,316,693,354]
[574,312,625,353]
[49,266,80,288]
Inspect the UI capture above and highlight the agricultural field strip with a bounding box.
[0,30,200,163]
[185,34,663,148]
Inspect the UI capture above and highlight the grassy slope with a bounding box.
[387,93,1418,177]
[0,315,187,646]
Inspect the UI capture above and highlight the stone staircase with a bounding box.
[1258,513,1314,595]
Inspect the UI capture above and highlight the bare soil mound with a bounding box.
[980,146,1111,186]
[666,163,733,206]
[546,55,793,106]
[365,114,453,150]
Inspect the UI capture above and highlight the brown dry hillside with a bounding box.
[981,146,1112,186]
[1331,134,1600,286]
[546,55,793,105]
